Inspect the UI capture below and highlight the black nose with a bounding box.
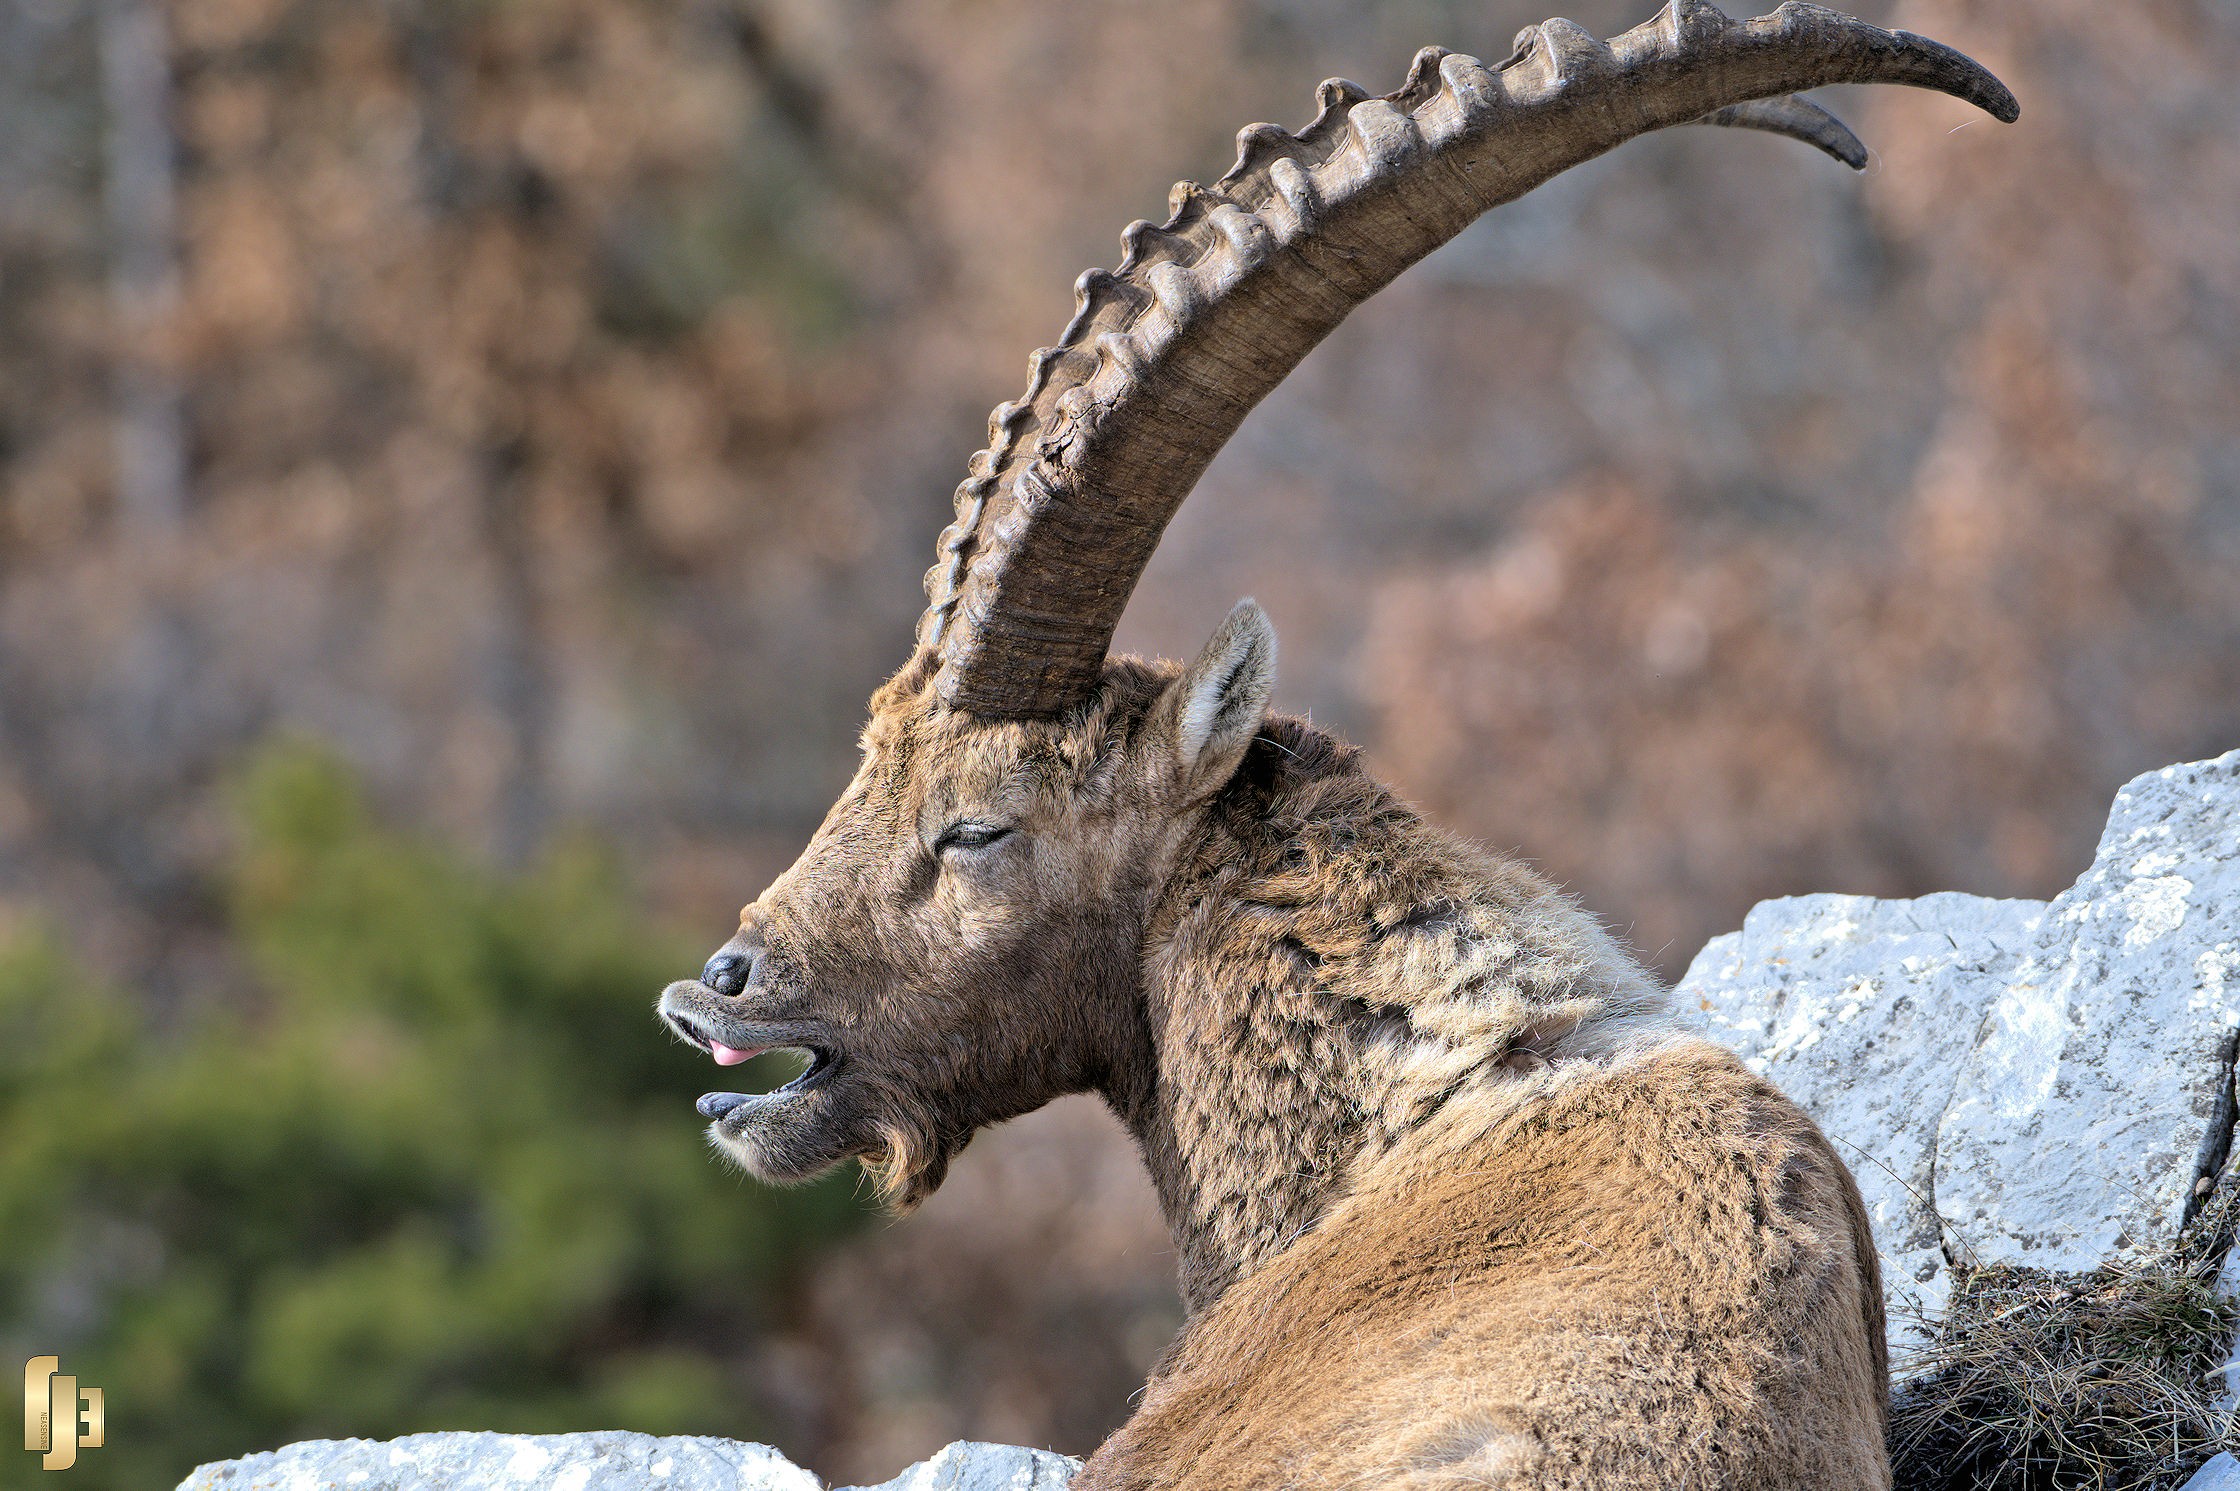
[702,952,750,997]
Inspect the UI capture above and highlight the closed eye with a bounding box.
[935,821,1013,855]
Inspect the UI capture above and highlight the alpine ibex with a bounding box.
[658,5,2015,1485]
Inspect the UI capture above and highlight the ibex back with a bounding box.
[658,6,2017,1486]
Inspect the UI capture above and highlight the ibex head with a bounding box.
[659,607,1275,1207]
[658,1,2015,1211]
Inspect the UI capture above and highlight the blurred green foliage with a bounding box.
[0,743,868,1490]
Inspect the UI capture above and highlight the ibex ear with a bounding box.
[1161,599,1277,794]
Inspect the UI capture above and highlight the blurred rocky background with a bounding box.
[0,0,2235,1486]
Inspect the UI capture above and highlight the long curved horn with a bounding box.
[919,0,2016,717]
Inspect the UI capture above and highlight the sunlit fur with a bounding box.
[659,607,1889,1488]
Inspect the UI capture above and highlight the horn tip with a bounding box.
[1886,23,2021,123]
[1953,66,2021,125]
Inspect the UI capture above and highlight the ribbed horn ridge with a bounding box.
[920,1,2017,717]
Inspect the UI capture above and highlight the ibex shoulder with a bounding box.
[1084,1044,1890,1491]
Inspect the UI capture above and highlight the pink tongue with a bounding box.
[711,1042,758,1067]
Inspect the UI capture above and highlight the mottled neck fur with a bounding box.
[1105,716,1675,1314]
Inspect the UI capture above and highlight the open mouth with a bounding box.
[660,1002,838,1120]
[693,1046,837,1119]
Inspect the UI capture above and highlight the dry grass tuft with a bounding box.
[1889,1256,2238,1491]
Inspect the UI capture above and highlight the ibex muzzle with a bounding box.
[657,4,2015,1484]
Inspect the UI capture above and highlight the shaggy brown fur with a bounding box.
[657,603,1890,1488]
[1090,1052,1887,1490]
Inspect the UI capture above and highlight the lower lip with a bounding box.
[696,1051,833,1120]
[698,1091,753,1119]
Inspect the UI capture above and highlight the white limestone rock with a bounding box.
[1680,749,2240,1354]
[175,1433,1078,1491]
[2183,1452,2240,1491]
[846,1440,1079,1491]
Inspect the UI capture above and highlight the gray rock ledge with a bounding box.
[1679,749,2240,1353]
[177,1433,1079,1491]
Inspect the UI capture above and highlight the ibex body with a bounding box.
[659,6,2016,1486]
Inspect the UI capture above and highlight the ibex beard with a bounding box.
[657,3,2017,1486]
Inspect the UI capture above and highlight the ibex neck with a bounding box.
[1107,717,1671,1317]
